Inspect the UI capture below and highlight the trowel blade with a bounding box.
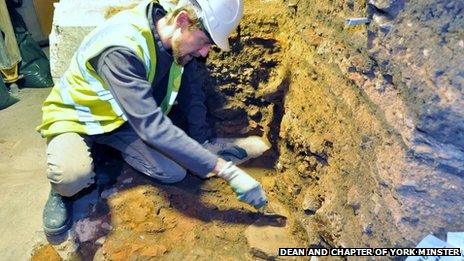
[261,210,287,220]
[257,204,288,226]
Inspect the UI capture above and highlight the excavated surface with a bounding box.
[32,0,464,259]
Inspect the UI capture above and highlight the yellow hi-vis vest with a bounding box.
[36,0,184,138]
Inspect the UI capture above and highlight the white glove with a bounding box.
[218,161,267,209]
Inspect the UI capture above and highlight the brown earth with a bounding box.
[32,155,306,260]
[205,0,405,248]
[31,0,464,259]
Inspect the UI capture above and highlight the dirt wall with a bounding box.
[205,0,464,247]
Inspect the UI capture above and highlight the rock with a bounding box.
[95,237,106,246]
[349,202,361,215]
[401,216,420,225]
[369,0,392,10]
[50,0,141,81]
[287,2,298,14]
[276,162,284,171]
[101,222,113,231]
[75,218,103,242]
[267,201,291,218]
[199,178,223,192]
[379,179,390,187]
[396,180,427,194]
[49,230,80,260]
[302,192,321,215]
[363,223,374,237]
[292,184,302,196]
[245,223,298,260]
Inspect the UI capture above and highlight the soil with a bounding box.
[0,88,50,260]
[30,149,305,260]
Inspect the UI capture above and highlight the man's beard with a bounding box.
[172,38,192,66]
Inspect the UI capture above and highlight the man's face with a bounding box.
[171,14,212,66]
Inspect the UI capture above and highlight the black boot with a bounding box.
[42,188,72,236]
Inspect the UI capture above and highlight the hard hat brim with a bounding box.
[202,19,230,51]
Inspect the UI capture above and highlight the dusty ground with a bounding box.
[27,135,306,260]
[0,88,50,260]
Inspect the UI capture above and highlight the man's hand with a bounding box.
[215,160,267,209]
[203,140,248,162]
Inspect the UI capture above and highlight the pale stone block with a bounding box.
[49,0,140,81]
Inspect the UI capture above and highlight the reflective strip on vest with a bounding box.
[58,77,104,134]
[76,53,128,121]
[75,24,155,121]
[168,91,178,105]
[160,65,184,114]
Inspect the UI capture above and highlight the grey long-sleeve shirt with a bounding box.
[89,3,217,176]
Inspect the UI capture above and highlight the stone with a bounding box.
[363,223,374,237]
[49,230,80,260]
[95,237,106,246]
[267,201,291,218]
[49,0,143,81]
[302,192,321,215]
[395,180,427,194]
[245,222,298,260]
[349,202,361,215]
[292,184,302,196]
[369,0,392,10]
[75,218,103,242]
[101,222,113,231]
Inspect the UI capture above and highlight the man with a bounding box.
[37,0,267,236]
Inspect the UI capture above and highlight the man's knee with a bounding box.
[46,133,95,197]
[47,158,95,197]
[46,149,95,197]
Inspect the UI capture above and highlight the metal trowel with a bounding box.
[256,204,287,227]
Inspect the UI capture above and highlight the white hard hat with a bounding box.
[177,0,244,51]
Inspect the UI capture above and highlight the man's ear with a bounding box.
[175,11,192,30]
